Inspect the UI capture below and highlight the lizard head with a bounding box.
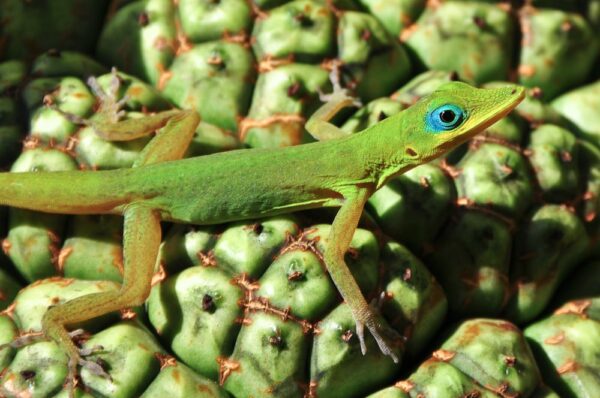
[403,81,525,161]
[373,81,525,188]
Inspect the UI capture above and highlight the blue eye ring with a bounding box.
[426,104,466,133]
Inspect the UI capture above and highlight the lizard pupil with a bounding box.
[440,110,456,123]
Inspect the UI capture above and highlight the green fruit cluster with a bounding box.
[0,0,599,397]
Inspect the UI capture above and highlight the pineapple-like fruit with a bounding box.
[0,0,599,397]
[349,70,598,326]
[97,0,413,148]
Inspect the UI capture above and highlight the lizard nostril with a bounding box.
[406,147,418,157]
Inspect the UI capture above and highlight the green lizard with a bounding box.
[0,69,524,395]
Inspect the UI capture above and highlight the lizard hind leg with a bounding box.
[38,204,161,397]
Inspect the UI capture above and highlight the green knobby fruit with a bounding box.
[356,0,426,39]
[455,142,534,219]
[369,318,548,397]
[527,124,580,202]
[4,149,78,281]
[1,341,69,397]
[0,60,26,167]
[59,215,124,283]
[310,304,398,398]
[139,361,228,398]
[403,2,515,85]
[525,298,600,397]
[0,1,111,61]
[98,0,413,148]
[160,41,255,133]
[552,79,600,148]
[242,64,329,147]
[79,322,165,398]
[147,217,446,397]
[518,5,599,101]
[157,224,217,274]
[147,265,244,380]
[224,311,310,397]
[506,205,590,324]
[380,241,447,358]
[427,210,512,317]
[367,164,455,253]
[213,217,300,277]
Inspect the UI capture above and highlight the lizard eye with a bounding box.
[426,104,466,132]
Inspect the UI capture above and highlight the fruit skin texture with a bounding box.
[0,52,528,396]
[526,298,600,398]
[369,318,552,398]
[403,2,516,85]
[346,71,599,325]
[97,0,413,148]
[1,1,600,397]
[148,220,447,398]
[0,1,111,61]
[518,6,599,101]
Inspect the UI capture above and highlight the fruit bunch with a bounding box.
[0,0,599,397]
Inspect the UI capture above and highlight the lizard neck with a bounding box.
[349,116,417,190]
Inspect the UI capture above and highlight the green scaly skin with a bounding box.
[0,71,524,396]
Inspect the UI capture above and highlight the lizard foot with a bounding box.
[1,328,111,398]
[43,67,129,136]
[318,64,362,108]
[0,330,47,350]
[70,328,111,380]
[63,335,111,398]
[355,301,404,364]
[87,67,129,124]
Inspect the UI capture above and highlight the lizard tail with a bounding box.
[0,169,132,215]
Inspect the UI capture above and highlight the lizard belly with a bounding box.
[151,175,343,225]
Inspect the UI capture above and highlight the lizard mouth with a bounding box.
[434,84,526,154]
[477,85,526,130]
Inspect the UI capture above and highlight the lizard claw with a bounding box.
[354,300,405,364]
[63,342,111,398]
[0,330,47,350]
[78,343,104,357]
[87,67,129,125]
[44,67,131,140]
[43,95,92,127]
[78,355,112,381]
[319,64,362,107]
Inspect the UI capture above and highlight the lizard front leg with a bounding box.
[41,204,161,396]
[325,188,402,363]
[305,65,361,141]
